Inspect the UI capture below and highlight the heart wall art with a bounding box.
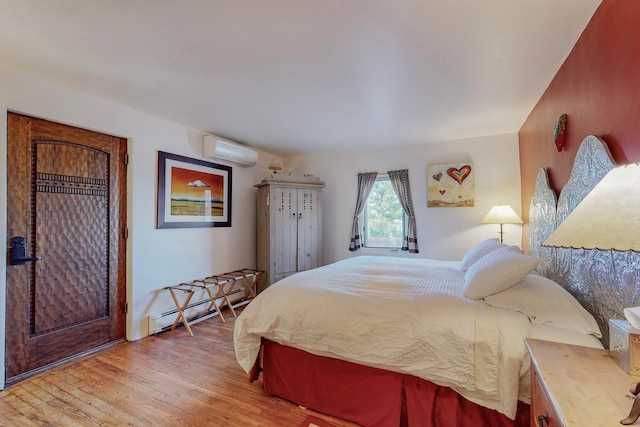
[427,162,474,207]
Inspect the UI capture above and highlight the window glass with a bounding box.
[364,178,405,248]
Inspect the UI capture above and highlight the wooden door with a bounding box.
[5,112,127,384]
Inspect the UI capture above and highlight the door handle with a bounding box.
[9,236,42,265]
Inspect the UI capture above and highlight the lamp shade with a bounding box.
[543,162,640,251]
[268,159,282,171]
[481,205,523,225]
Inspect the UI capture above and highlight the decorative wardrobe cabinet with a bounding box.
[255,172,324,292]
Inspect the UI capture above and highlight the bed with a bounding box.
[234,135,637,427]
[234,250,602,426]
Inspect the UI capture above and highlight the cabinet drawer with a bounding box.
[531,370,561,427]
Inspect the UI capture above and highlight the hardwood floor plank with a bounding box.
[1,306,358,427]
[19,379,119,426]
[90,358,233,425]
[64,358,198,426]
[7,384,80,425]
[42,372,142,426]
[35,374,134,425]
[0,393,40,427]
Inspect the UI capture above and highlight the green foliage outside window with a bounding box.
[364,179,405,248]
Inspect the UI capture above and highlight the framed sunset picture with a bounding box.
[157,151,232,228]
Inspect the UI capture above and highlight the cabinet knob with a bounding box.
[537,413,549,427]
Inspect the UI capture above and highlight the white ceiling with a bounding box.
[0,1,601,156]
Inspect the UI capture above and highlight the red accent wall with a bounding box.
[519,0,640,251]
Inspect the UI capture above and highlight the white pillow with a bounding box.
[463,246,541,299]
[484,273,602,337]
[459,238,507,271]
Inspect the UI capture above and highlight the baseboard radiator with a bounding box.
[147,288,248,335]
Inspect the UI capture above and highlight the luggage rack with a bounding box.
[163,268,263,336]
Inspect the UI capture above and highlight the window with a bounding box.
[363,177,407,248]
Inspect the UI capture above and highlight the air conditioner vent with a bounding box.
[203,135,258,167]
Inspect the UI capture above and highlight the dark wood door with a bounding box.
[5,112,127,384]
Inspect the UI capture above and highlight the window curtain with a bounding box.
[349,172,378,251]
[388,169,419,253]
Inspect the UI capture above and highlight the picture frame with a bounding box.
[427,162,474,207]
[157,151,232,228]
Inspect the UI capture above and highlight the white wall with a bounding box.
[0,64,276,388]
[285,134,522,264]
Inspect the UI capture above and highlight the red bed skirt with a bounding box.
[258,340,530,427]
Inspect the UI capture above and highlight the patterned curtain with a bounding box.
[388,169,419,253]
[349,172,378,251]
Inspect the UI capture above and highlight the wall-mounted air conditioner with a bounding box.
[202,134,259,167]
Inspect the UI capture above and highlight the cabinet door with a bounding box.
[297,188,320,272]
[273,187,299,280]
[272,186,321,281]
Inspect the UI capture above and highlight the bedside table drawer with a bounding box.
[531,370,561,427]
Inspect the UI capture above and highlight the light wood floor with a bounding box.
[0,307,358,426]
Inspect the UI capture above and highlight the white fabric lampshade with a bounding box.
[481,205,523,225]
[268,159,282,171]
[543,162,640,251]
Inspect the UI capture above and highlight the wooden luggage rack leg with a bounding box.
[235,269,263,301]
[165,284,200,337]
[202,276,234,323]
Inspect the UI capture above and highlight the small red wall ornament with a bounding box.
[553,114,567,152]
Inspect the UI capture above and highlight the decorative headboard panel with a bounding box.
[529,135,640,346]
[529,168,557,279]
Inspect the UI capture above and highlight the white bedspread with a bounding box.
[233,256,531,419]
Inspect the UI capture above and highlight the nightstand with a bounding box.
[525,338,638,426]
